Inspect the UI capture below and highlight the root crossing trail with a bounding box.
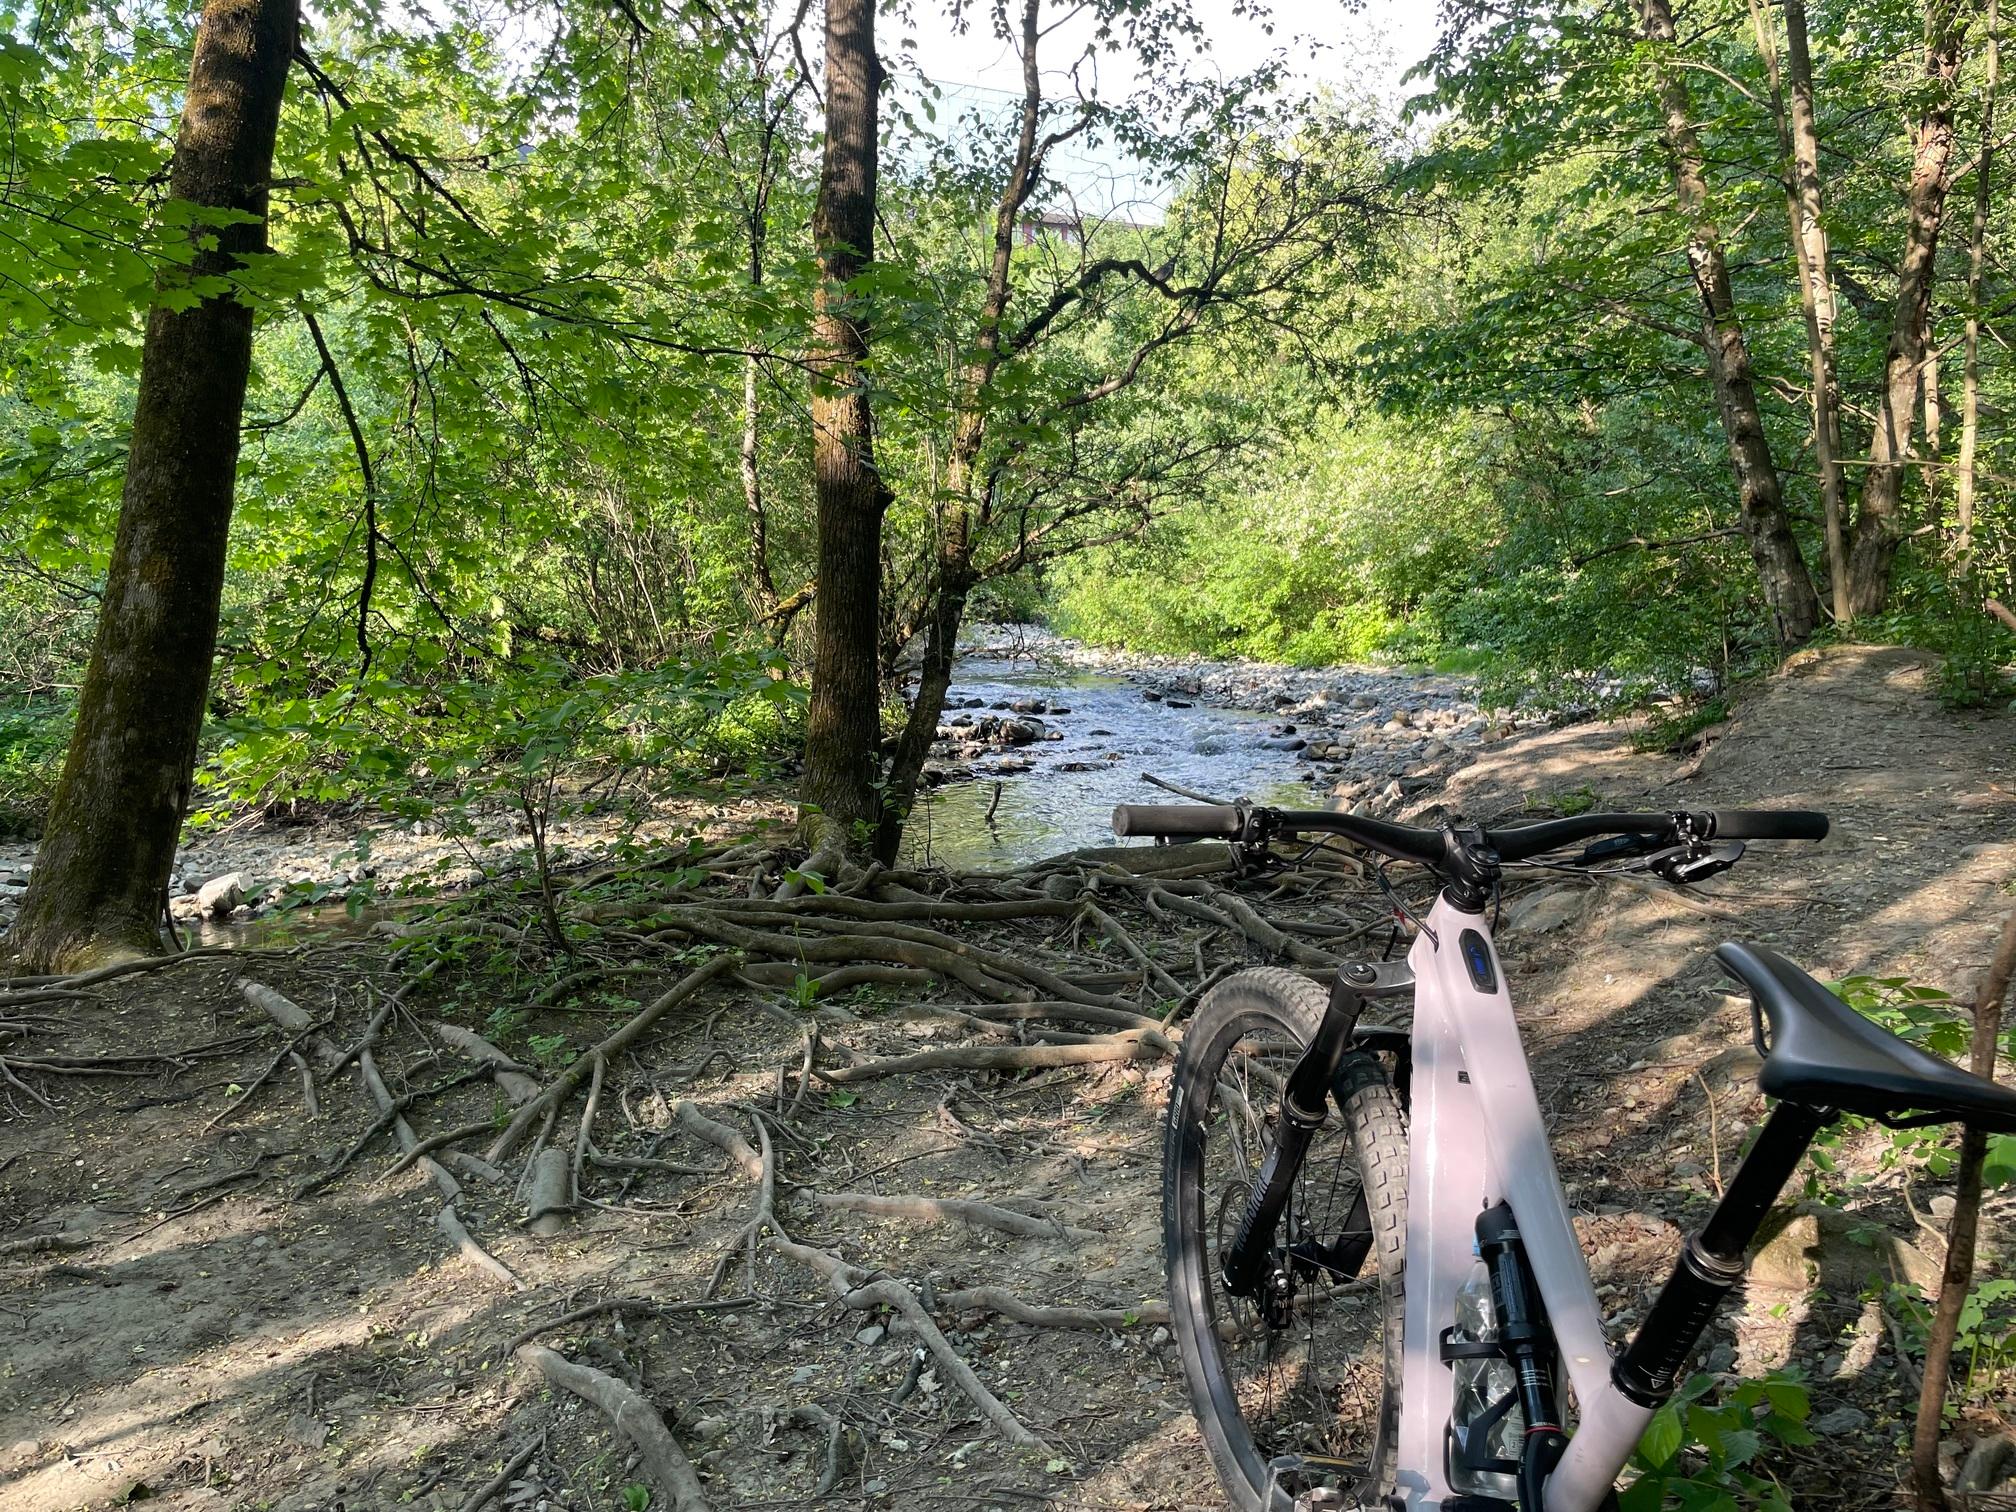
[0,643,2008,1511]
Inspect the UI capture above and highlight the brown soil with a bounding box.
[1,642,2010,1512]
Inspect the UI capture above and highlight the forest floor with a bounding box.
[1,642,2012,1512]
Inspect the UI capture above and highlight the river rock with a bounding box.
[1010,697,1047,714]
[1810,1407,1869,1437]
[197,873,248,917]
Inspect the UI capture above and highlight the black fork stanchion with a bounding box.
[1612,1101,1833,1407]
[1220,972,1366,1301]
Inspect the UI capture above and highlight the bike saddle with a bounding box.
[1716,941,2016,1133]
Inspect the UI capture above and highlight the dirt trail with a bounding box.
[0,642,2009,1512]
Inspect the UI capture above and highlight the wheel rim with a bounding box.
[1178,1012,1393,1507]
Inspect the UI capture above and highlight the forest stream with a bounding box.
[0,635,1493,943]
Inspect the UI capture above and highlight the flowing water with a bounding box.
[902,652,1322,870]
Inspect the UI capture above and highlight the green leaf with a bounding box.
[1638,1402,1684,1466]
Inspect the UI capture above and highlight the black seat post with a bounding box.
[1612,1100,1833,1407]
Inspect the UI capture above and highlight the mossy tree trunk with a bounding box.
[8,0,297,973]
[799,0,891,851]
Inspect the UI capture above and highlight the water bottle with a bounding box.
[1448,1260,1523,1499]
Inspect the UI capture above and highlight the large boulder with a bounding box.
[196,872,247,918]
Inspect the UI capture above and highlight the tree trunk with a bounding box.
[1640,0,1822,646]
[1846,3,1966,615]
[1910,904,2016,1512]
[1955,0,1998,572]
[799,0,891,845]
[741,350,775,607]
[874,575,970,865]
[1760,0,1853,622]
[8,0,297,973]
[873,0,1045,862]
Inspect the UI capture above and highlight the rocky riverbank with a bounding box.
[958,627,1528,810]
[0,632,1528,932]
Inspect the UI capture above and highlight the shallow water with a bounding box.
[903,653,1317,870]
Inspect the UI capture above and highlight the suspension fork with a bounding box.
[1221,971,1367,1298]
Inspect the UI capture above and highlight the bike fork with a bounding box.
[1220,971,1367,1299]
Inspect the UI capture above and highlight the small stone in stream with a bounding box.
[856,1324,887,1347]
[1166,698,1193,708]
[1089,728,1113,736]
[1010,698,1047,714]
[1141,689,1163,702]
[1050,705,1071,714]
[991,701,1009,710]
[1041,730,1063,741]
[196,872,246,917]
[1811,1407,1869,1436]
[964,697,985,708]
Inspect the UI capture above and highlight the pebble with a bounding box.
[855,1324,887,1347]
[1812,1406,1870,1435]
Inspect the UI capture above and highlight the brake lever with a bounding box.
[1646,840,1745,886]
[1574,832,1665,866]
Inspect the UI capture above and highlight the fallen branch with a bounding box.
[514,1345,712,1512]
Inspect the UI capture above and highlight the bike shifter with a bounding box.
[1647,840,1745,886]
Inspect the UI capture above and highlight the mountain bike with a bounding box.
[1112,801,2016,1512]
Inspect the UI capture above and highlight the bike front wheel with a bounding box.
[1163,967,1408,1511]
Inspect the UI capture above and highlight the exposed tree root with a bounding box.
[811,1189,1095,1241]
[674,1100,1048,1449]
[935,1287,1170,1331]
[243,979,521,1288]
[817,1033,1165,1084]
[454,1433,543,1512]
[514,1345,712,1512]
[488,953,742,1162]
[503,1295,762,1355]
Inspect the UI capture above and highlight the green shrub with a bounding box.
[0,698,72,839]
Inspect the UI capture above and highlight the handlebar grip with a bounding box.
[1111,804,1244,839]
[1708,810,1829,841]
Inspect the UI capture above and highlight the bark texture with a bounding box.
[799,0,891,844]
[876,0,1044,862]
[1764,0,1853,621]
[1639,0,1822,645]
[9,0,297,972]
[1847,4,1965,615]
[1955,0,1998,569]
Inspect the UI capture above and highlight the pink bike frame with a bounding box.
[1396,893,1651,1512]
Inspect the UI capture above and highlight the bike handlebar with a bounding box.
[1109,804,1246,839]
[1108,802,1829,868]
